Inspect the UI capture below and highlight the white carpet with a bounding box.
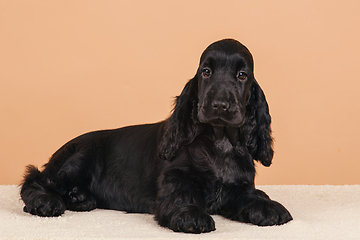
[0,185,359,240]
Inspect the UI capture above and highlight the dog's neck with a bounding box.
[212,126,239,152]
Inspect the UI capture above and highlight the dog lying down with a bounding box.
[21,39,292,234]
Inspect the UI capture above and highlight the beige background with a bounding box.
[1,0,360,185]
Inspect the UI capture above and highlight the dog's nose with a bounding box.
[211,100,230,112]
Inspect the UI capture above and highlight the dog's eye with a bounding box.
[237,71,247,81]
[202,68,212,78]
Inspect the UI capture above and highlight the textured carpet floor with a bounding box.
[1,185,359,239]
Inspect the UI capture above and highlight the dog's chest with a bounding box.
[210,138,239,184]
[214,137,233,153]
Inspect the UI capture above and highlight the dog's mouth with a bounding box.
[210,118,245,128]
[198,113,245,128]
[210,119,224,125]
[209,119,228,127]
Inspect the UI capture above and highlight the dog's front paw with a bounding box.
[169,206,215,234]
[243,199,293,226]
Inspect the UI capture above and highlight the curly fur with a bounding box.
[21,39,292,233]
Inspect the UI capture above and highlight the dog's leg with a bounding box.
[21,165,66,217]
[154,168,216,234]
[56,148,98,212]
[21,144,97,216]
[222,188,293,226]
[66,186,97,211]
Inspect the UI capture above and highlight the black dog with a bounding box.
[21,39,292,233]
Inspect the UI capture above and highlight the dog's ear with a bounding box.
[242,79,274,167]
[158,76,203,160]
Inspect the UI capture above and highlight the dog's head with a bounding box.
[159,39,273,166]
[197,39,254,128]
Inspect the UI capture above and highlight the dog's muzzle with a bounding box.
[197,98,245,127]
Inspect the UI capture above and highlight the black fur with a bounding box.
[21,39,292,233]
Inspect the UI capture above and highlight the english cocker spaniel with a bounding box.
[21,39,292,233]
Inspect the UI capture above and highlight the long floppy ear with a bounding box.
[158,76,203,160]
[242,79,274,167]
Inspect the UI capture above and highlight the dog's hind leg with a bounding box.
[66,186,97,211]
[56,147,98,212]
[21,142,97,216]
[21,165,66,216]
